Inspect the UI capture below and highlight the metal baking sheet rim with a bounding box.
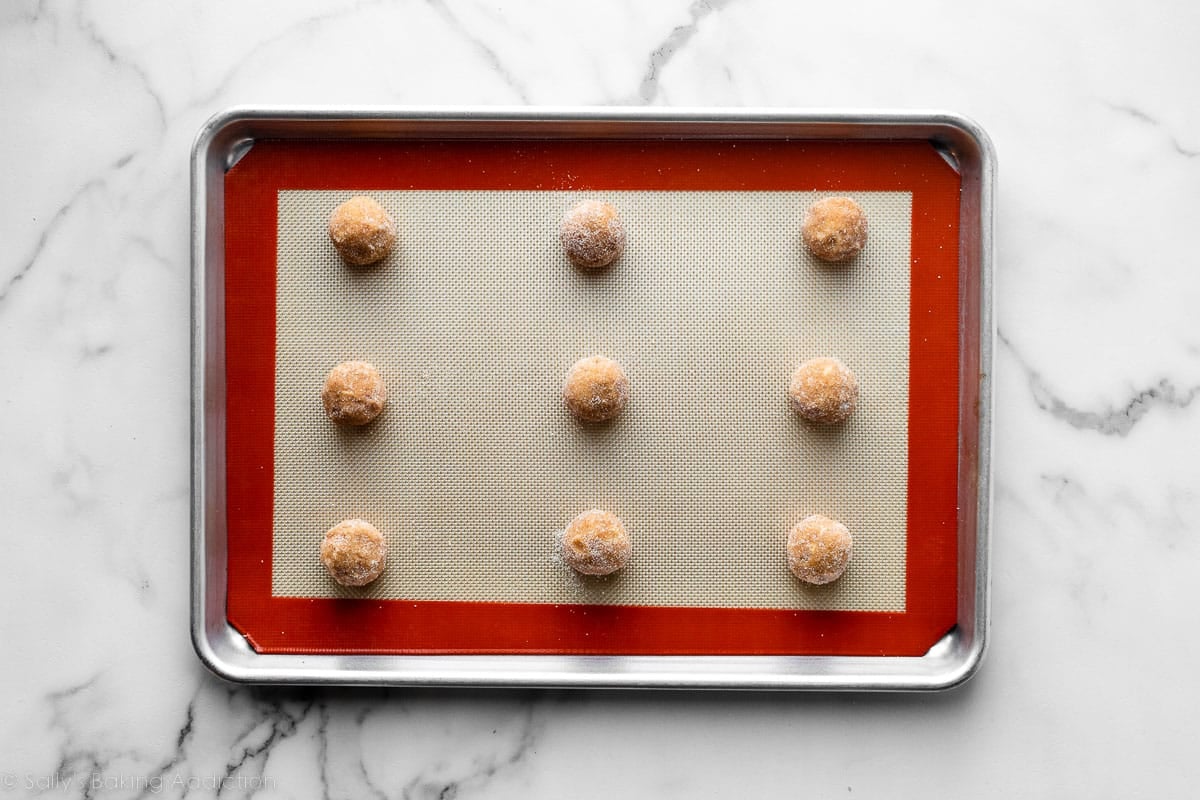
[190,106,995,690]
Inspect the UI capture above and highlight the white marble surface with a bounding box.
[2,0,1198,796]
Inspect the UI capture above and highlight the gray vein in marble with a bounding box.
[1040,472,1073,503]
[50,448,97,515]
[0,152,135,309]
[1034,473,1196,585]
[79,342,113,361]
[47,675,122,800]
[1113,485,1193,551]
[1107,102,1199,158]
[354,707,390,800]
[1,0,46,26]
[634,0,731,103]
[126,694,198,800]
[315,703,332,800]
[127,233,175,272]
[182,0,392,112]
[399,702,540,800]
[48,674,101,703]
[43,677,205,800]
[1001,330,1200,436]
[175,697,196,754]
[73,3,167,129]
[358,754,390,800]
[424,0,529,103]
[219,691,317,794]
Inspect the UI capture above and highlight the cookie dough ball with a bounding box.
[321,519,387,587]
[322,360,386,426]
[560,200,626,269]
[788,357,858,425]
[563,356,629,422]
[802,197,867,263]
[786,514,852,585]
[329,196,396,266]
[561,509,631,576]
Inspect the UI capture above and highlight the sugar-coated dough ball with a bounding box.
[322,360,386,425]
[563,356,629,422]
[560,200,626,269]
[329,196,396,266]
[561,509,631,576]
[321,519,387,586]
[802,197,867,263]
[788,357,858,424]
[786,514,852,585]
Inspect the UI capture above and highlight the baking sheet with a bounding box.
[192,107,994,688]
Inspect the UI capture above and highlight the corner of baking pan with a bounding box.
[190,616,246,684]
[919,626,986,691]
[193,107,262,170]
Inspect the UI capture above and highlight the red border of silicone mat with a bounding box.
[223,139,961,656]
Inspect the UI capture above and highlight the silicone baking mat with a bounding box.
[274,189,910,610]
[223,139,961,655]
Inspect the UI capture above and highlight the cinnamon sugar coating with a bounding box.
[563,355,629,422]
[329,196,396,266]
[786,514,852,585]
[802,197,867,263]
[561,509,631,576]
[322,360,387,426]
[560,200,626,269]
[321,519,387,587]
[788,357,858,424]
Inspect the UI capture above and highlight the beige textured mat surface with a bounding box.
[272,189,912,610]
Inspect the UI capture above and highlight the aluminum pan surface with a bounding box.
[191,107,994,689]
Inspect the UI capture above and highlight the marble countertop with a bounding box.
[3,1,1197,796]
